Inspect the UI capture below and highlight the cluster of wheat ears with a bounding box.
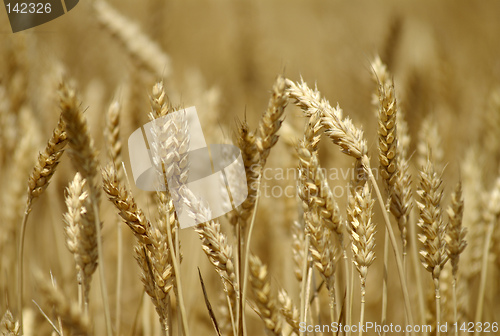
[1,1,500,336]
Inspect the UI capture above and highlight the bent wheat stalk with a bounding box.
[18,114,67,334]
[287,78,415,334]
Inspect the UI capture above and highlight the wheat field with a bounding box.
[1,1,500,335]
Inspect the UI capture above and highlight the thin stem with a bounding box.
[304,263,313,330]
[241,177,262,336]
[93,204,113,336]
[434,278,441,336]
[364,158,415,336]
[299,238,310,336]
[236,219,243,336]
[165,207,190,336]
[409,211,426,328]
[115,222,123,336]
[343,249,349,331]
[474,216,496,334]
[359,280,366,336]
[348,260,354,336]
[17,197,32,336]
[381,229,389,336]
[328,289,336,328]
[453,277,458,336]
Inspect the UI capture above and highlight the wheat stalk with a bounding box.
[474,174,500,334]
[102,164,152,246]
[417,157,448,336]
[105,98,124,335]
[63,173,98,312]
[36,273,91,336]
[446,182,466,336]
[58,81,112,335]
[18,114,67,334]
[93,0,171,78]
[256,75,289,166]
[287,78,415,333]
[348,182,376,336]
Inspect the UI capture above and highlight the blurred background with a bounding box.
[1,0,500,335]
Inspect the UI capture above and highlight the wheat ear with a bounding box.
[287,78,415,333]
[248,254,282,335]
[102,164,152,245]
[93,0,171,78]
[105,98,124,334]
[36,273,91,336]
[59,81,112,335]
[18,114,67,334]
[148,85,190,335]
[180,188,238,312]
[417,157,448,336]
[63,173,98,312]
[0,310,20,336]
[348,182,376,336]
[446,182,466,336]
[278,289,300,334]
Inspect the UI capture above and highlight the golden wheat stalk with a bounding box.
[63,173,99,311]
[474,174,500,334]
[287,78,415,333]
[35,272,91,336]
[93,0,171,78]
[446,181,466,336]
[17,113,67,334]
[348,182,376,336]
[417,157,448,336]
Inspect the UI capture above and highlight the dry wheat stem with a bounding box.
[59,82,111,336]
[148,88,190,335]
[36,272,91,336]
[180,188,238,311]
[348,182,375,336]
[105,99,124,335]
[297,111,342,321]
[474,175,500,334]
[18,113,67,334]
[446,182,466,336]
[288,78,415,333]
[417,158,448,336]
[63,173,98,311]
